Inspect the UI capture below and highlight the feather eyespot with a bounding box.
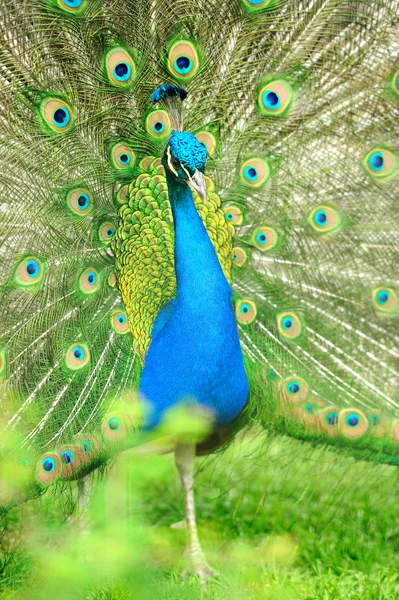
[196,131,216,156]
[240,158,270,187]
[57,0,85,11]
[102,411,130,441]
[242,0,273,9]
[40,98,73,133]
[37,453,61,484]
[236,299,257,324]
[280,376,308,404]
[111,143,135,170]
[232,247,247,267]
[392,70,399,95]
[116,185,129,204]
[15,256,44,286]
[79,268,100,294]
[146,110,171,139]
[338,409,368,439]
[66,343,90,370]
[277,312,302,339]
[363,148,398,179]
[224,206,243,225]
[317,407,340,437]
[99,222,116,244]
[111,311,129,334]
[105,48,136,87]
[67,188,93,215]
[309,205,340,233]
[168,41,199,79]
[372,287,398,313]
[258,80,293,116]
[251,226,277,251]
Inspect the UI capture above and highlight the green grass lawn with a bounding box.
[1,430,399,599]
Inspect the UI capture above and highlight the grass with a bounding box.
[1,430,399,599]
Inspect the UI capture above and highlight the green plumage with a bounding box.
[0,0,398,507]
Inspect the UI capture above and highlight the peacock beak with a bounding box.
[188,169,207,202]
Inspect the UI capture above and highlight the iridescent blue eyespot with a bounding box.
[77,193,90,210]
[174,56,193,75]
[287,381,300,394]
[152,121,165,134]
[64,0,83,5]
[368,152,384,172]
[117,315,127,324]
[119,153,131,165]
[282,316,293,330]
[82,440,91,453]
[262,91,280,110]
[42,457,56,472]
[327,412,338,426]
[87,271,97,286]
[368,415,380,426]
[26,259,39,278]
[225,213,233,221]
[256,232,267,245]
[313,209,327,226]
[345,413,359,427]
[113,62,132,82]
[240,303,250,314]
[61,450,75,464]
[73,346,84,360]
[52,107,70,128]
[244,166,258,181]
[106,227,115,238]
[377,290,389,305]
[108,418,121,431]
[305,402,317,415]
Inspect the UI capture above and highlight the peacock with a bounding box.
[0,0,398,582]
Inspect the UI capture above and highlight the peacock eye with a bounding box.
[111,311,129,334]
[99,222,116,244]
[66,343,90,370]
[58,0,85,11]
[105,48,136,87]
[146,110,171,139]
[223,206,243,225]
[108,417,121,431]
[372,287,398,313]
[258,80,293,117]
[67,189,93,215]
[79,268,100,294]
[236,299,257,324]
[15,256,44,286]
[167,41,199,79]
[82,440,91,453]
[309,205,340,233]
[251,226,278,251]
[40,98,74,133]
[277,312,302,339]
[111,143,135,170]
[196,131,216,156]
[240,158,270,187]
[42,457,56,472]
[61,450,75,465]
[232,247,247,267]
[363,147,398,179]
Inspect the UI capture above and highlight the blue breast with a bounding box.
[139,180,248,429]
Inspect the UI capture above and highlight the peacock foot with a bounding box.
[182,548,217,584]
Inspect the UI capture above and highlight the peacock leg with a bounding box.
[174,443,215,582]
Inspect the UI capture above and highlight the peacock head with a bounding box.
[163,131,207,200]
[151,84,207,201]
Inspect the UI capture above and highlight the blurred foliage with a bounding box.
[1,429,399,599]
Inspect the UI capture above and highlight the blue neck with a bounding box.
[167,175,231,307]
